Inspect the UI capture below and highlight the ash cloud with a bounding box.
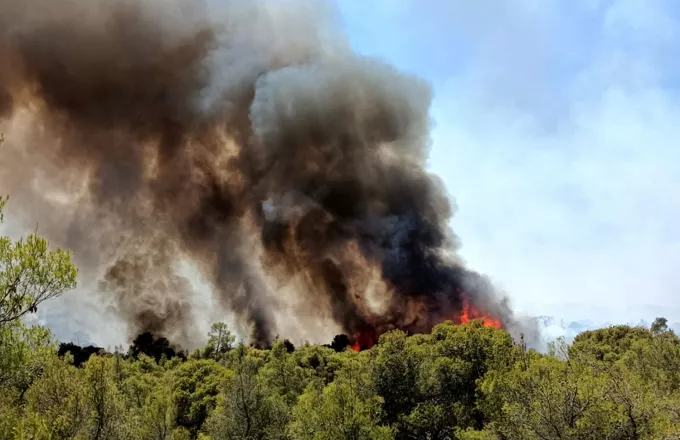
[0,0,514,346]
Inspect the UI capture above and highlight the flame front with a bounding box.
[350,296,503,352]
[459,297,502,329]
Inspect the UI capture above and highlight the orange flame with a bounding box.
[351,329,378,352]
[459,297,502,328]
[350,297,503,352]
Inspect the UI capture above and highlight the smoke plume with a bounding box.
[0,0,514,346]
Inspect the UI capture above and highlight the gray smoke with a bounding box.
[0,0,515,347]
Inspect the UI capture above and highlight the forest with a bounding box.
[2,194,680,440]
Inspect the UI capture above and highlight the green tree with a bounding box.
[622,328,680,393]
[0,194,80,438]
[402,321,515,438]
[456,427,499,440]
[140,378,178,440]
[0,196,78,325]
[481,353,612,440]
[570,325,652,363]
[171,358,230,436]
[0,322,55,399]
[651,317,669,335]
[288,355,393,440]
[204,322,236,360]
[292,344,344,385]
[85,355,126,440]
[22,353,89,439]
[205,345,287,440]
[121,353,165,410]
[258,339,307,406]
[600,363,659,440]
[372,330,424,429]
[0,377,23,440]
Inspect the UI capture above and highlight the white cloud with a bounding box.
[418,0,680,321]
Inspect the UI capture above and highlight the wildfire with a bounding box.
[351,329,378,352]
[459,297,502,329]
[350,297,503,352]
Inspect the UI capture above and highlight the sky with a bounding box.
[337,0,680,323]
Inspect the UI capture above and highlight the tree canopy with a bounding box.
[0,196,78,325]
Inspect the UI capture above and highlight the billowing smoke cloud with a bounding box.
[0,0,514,347]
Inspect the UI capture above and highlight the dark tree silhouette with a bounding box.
[57,342,104,367]
[129,332,184,362]
[326,334,351,352]
[283,339,295,353]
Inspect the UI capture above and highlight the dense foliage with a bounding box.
[2,199,680,439]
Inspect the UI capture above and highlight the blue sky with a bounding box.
[337,0,680,322]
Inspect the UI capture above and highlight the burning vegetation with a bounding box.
[0,0,514,347]
[350,294,504,352]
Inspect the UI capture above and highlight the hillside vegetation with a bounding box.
[2,198,680,440]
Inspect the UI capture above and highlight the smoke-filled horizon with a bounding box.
[0,0,516,347]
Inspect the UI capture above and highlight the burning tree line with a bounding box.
[7,314,680,439]
[2,188,679,439]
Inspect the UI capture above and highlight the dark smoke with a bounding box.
[0,0,514,346]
